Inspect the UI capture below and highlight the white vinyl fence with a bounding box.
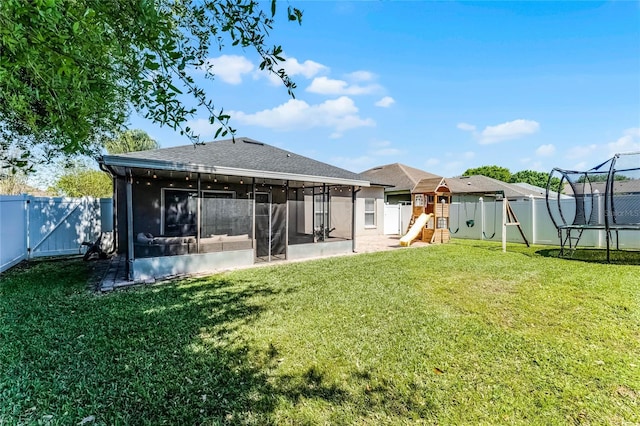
[383,204,413,235]
[0,195,113,273]
[449,196,640,249]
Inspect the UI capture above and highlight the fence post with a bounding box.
[25,195,31,260]
[502,198,507,252]
[529,195,536,245]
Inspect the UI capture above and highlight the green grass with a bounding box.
[1,240,638,425]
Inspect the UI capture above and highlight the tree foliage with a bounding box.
[0,0,302,171]
[50,168,112,198]
[510,170,556,188]
[104,129,160,154]
[463,166,562,189]
[462,165,512,182]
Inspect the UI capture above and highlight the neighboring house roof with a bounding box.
[446,175,547,199]
[563,180,640,195]
[359,163,440,191]
[513,182,573,200]
[412,177,449,194]
[100,137,369,187]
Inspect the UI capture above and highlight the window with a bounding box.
[162,189,198,236]
[365,198,376,227]
[314,194,329,227]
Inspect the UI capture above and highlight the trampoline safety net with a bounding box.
[546,151,640,260]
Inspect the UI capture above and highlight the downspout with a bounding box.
[285,180,289,260]
[252,178,256,258]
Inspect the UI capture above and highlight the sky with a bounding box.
[128,0,640,178]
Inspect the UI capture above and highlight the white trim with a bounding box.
[364,198,376,228]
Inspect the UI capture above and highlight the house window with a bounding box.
[365,198,376,227]
[437,217,448,229]
[162,189,198,236]
[314,194,329,227]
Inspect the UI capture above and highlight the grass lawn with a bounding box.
[1,240,638,425]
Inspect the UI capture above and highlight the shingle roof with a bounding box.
[412,177,449,194]
[100,137,368,185]
[359,163,440,191]
[446,175,545,199]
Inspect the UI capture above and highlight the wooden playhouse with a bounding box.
[401,177,451,245]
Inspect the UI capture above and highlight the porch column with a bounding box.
[285,181,289,260]
[252,178,256,253]
[197,173,201,253]
[351,186,356,252]
[125,169,134,280]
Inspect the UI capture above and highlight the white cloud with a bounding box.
[261,57,329,85]
[479,119,540,144]
[457,122,476,132]
[229,96,375,134]
[536,144,556,157]
[283,57,328,78]
[347,70,375,82]
[375,96,395,108]
[566,144,598,159]
[608,127,640,155]
[201,55,254,84]
[306,76,381,96]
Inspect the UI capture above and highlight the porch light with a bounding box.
[185,173,190,181]
[153,171,157,179]
[240,179,244,184]
[214,175,217,182]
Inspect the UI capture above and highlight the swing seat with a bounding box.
[466,219,475,227]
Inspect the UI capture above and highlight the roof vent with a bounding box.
[243,139,264,146]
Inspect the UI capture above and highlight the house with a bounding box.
[359,163,440,204]
[446,175,549,201]
[99,137,383,281]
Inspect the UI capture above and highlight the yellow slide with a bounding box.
[399,213,432,246]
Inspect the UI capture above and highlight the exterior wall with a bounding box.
[132,249,254,281]
[355,186,385,237]
[288,240,353,260]
[385,192,412,205]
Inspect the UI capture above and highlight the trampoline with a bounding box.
[546,152,640,261]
